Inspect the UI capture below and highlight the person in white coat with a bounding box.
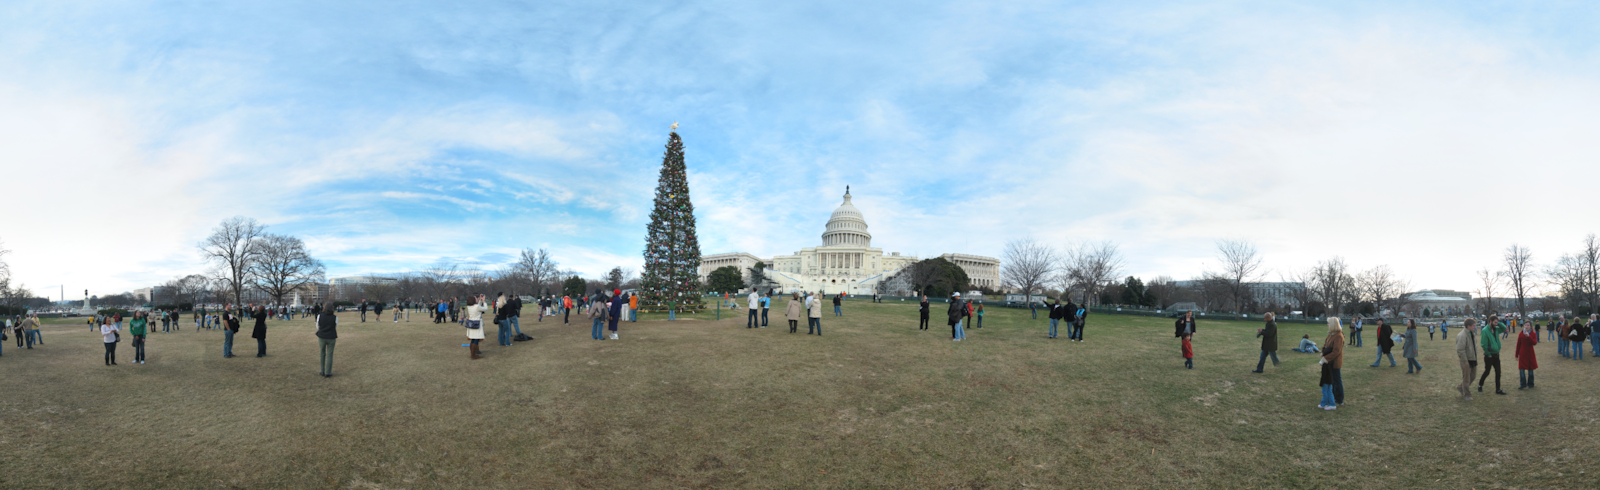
[101,319,121,366]
[747,291,761,329]
[463,295,488,360]
[806,292,823,335]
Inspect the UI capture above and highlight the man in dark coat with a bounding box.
[918,295,930,330]
[359,300,368,322]
[251,305,269,357]
[1253,312,1279,373]
[947,293,967,341]
[607,290,625,340]
[1046,299,1063,339]
[1372,318,1396,367]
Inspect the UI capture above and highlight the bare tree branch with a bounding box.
[199,216,266,305]
[1503,244,1535,318]
[250,234,326,306]
[1001,238,1057,300]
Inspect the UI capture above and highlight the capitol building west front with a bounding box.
[700,188,998,295]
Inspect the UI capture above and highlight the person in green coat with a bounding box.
[1253,312,1279,373]
[128,312,149,364]
[1478,315,1506,395]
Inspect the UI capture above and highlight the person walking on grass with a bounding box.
[1175,311,1197,368]
[129,312,148,364]
[786,293,803,333]
[587,291,609,340]
[359,300,368,323]
[918,295,930,331]
[1317,317,1345,410]
[1456,319,1479,400]
[1479,315,1506,395]
[947,292,966,341]
[833,294,843,317]
[1372,318,1396,368]
[1403,319,1422,373]
[747,290,760,329]
[1514,320,1538,389]
[315,305,337,377]
[807,292,823,336]
[1253,312,1279,373]
[251,305,269,357]
[463,294,487,359]
[101,317,120,366]
[20,314,42,351]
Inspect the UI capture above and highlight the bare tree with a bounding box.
[516,248,560,296]
[166,274,212,308]
[1503,244,1535,319]
[1145,276,1179,309]
[621,267,641,290]
[1475,267,1503,315]
[1356,265,1409,318]
[1311,257,1356,316]
[419,261,461,300]
[906,260,942,296]
[250,234,326,307]
[1208,239,1265,313]
[1060,240,1125,306]
[1578,234,1600,314]
[0,238,10,284]
[1001,238,1057,301]
[1281,269,1317,316]
[199,216,267,305]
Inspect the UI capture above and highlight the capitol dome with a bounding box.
[822,187,872,247]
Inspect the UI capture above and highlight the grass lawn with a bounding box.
[1,300,1592,489]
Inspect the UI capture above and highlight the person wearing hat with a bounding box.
[607,289,625,340]
[947,292,966,341]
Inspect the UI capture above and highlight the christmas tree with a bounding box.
[640,126,704,312]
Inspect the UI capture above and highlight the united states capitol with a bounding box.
[699,188,999,296]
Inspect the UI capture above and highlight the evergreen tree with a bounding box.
[640,128,704,311]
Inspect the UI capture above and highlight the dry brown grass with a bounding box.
[1,302,1594,489]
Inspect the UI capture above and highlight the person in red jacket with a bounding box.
[1514,321,1539,389]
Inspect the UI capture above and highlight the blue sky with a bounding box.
[5,1,1599,299]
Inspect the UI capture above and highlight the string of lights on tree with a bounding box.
[639,125,704,311]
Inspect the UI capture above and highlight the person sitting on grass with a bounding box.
[1292,334,1320,353]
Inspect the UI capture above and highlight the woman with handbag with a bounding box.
[463,295,487,359]
[101,317,121,366]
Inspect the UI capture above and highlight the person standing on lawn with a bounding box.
[918,295,930,331]
[315,305,337,377]
[1514,320,1538,389]
[785,293,803,333]
[1317,317,1345,410]
[1372,318,1396,368]
[494,293,512,347]
[1403,319,1422,373]
[1253,312,1279,373]
[129,312,148,364]
[359,300,368,322]
[1478,315,1506,395]
[746,290,760,329]
[975,302,985,329]
[1175,311,1197,368]
[947,292,966,341]
[463,294,487,359]
[587,291,608,340]
[607,289,625,340]
[1070,302,1088,341]
[251,305,269,357]
[833,294,843,317]
[760,292,771,328]
[1568,319,1589,360]
[807,292,823,335]
[563,295,573,325]
[222,310,240,358]
[1456,318,1480,400]
[101,316,120,366]
[1046,299,1062,338]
